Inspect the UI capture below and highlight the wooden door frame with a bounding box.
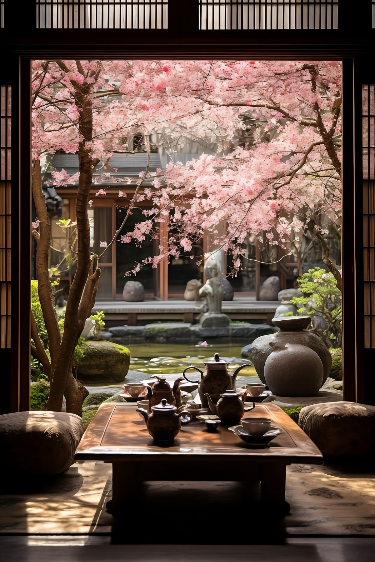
[2,2,374,409]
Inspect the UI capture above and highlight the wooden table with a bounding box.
[75,402,323,516]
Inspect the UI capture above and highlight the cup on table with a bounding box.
[124,383,147,398]
[246,383,266,397]
[137,399,149,409]
[241,417,272,436]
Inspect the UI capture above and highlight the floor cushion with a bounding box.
[0,411,84,475]
[298,401,375,456]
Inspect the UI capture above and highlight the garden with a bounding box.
[30,59,343,427]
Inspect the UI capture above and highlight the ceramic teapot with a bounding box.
[216,389,244,426]
[183,353,249,408]
[136,398,191,442]
[145,376,183,412]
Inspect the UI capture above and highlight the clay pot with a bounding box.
[264,343,324,397]
[248,316,332,387]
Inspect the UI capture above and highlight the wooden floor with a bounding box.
[0,536,374,562]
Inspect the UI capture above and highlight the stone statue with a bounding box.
[199,254,229,328]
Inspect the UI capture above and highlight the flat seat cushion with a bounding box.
[0,411,84,475]
[299,401,375,456]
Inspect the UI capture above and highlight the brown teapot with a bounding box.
[136,398,191,443]
[183,353,250,408]
[145,376,183,412]
[216,389,244,426]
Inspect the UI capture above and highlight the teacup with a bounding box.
[124,383,147,398]
[137,399,149,409]
[246,383,266,397]
[241,417,272,436]
[185,402,202,420]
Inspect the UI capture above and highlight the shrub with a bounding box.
[83,393,109,408]
[291,267,342,348]
[30,380,50,410]
[282,406,303,423]
[329,348,342,380]
[82,409,98,431]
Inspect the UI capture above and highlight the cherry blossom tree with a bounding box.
[123,61,342,289]
[31,59,341,413]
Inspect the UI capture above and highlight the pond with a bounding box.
[84,338,258,394]
[128,339,257,377]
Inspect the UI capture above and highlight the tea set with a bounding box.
[124,353,280,447]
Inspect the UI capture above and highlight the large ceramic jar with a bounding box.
[264,343,323,396]
[246,316,332,387]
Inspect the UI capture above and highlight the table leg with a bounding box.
[107,461,139,516]
[260,463,290,515]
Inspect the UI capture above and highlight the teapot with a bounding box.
[183,353,250,408]
[145,376,183,412]
[216,389,244,426]
[136,398,191,443]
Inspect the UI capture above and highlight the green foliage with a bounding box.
[31,281,87,375]
[82,409,98,431]
[73,337,87,365]
[31,280,47,345]
[82,393,109,408]
[282,406,303,423]
[30,380,50,410]
[109,342,130,355]
[90,311,105,330]
[291,267,342,348]
[282,311,294,317]
[329,347,342,380]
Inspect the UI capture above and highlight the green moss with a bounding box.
[282,406,303,423]
[30,380,50,411]
[82,393,109,408]
[82,409,98,431]
[229,321,252,326]
[329,348,342,380]
[109,342,131,355]
[147,327,167,333]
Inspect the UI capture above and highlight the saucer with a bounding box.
[228,425,283,447]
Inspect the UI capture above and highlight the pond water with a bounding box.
[84,338,258,393]
[128,339,257,377]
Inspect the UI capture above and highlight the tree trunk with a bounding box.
[64,372,89,417]
[47,83,97,412]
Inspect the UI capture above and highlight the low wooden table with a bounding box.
[75,402,323,516]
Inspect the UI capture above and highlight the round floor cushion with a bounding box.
[299,401,375,456]
[0,411,84,475]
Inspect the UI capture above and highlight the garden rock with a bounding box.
[77,340,130,383]
[145,323,192,341]
[184,279,202,301]
[0,411,83,475]
[108,326,146,337]
[278,289,303,302]
[259,276,280,300]
[298,401,375,456]
[221,278,234,300]
[81,318,94,339]
[273,288,302,318]
[246,330,331,385]
[123,280,144,302]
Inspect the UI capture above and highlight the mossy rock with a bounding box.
[82,393,110,408]
[77,340,130,383]
[282,406,303,423]
[329,348,342,381]
[30,381,50,410]
[82,408,98,431]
